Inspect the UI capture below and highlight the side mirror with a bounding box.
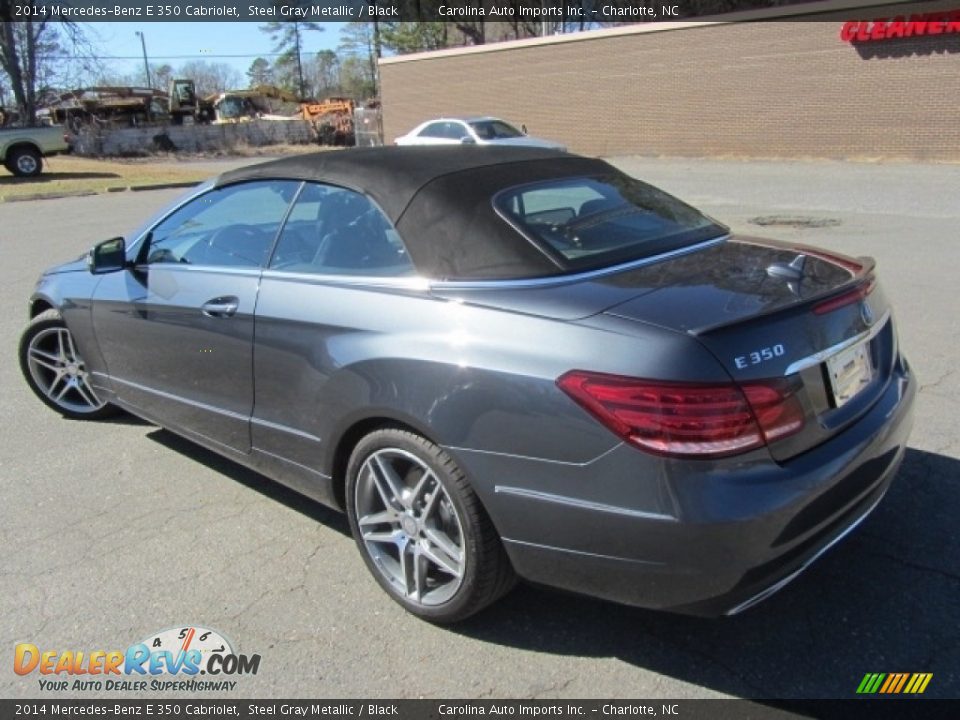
[88,237,127,274]
[521,124,528,135]
[460,136,476,145]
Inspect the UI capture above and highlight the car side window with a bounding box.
[448,122,471,140]
[268,183,416,277]
[419,122,448,139]
[143,180,300,268]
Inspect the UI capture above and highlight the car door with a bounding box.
[90,180,300,453]
[252,182,420,476]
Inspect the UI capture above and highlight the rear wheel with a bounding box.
[345,428,515,623]
[19,310,118,420]
[7,146,42,177]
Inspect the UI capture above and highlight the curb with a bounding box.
[2,190,98,202]
[1,180,200,203]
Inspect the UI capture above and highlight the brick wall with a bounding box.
[380,4,960,160]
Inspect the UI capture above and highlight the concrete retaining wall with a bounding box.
[73,119,315,156]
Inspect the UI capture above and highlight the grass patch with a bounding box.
[0,156,210,200]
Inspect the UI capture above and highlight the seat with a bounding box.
[579,197,624,218]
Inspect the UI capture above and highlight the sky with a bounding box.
[82,22,344,84]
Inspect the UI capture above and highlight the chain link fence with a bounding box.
[353,105,383,147]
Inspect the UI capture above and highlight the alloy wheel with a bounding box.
[25,326,106,415]
[354,448,466,606]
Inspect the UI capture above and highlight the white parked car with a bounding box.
[394,116,566,151]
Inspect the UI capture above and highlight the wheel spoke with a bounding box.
[64,329,79,362]
[412,546,427,601]
[372,455,407,508]
[30,346,60,362]
[420,484,443,521]
[74,381,99,408]
[362,530,400,545]
[358,509,397,528]
[424,527,463,565]
[398,540,413,596]
[29,351,61,373]
[43,374,66,400]
[366,463,398,511]
[55,379,73,402]
[421,541,462,579]
[56,329,70,361]
[409,470,436,514]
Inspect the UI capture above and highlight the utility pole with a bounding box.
[135,31,152,123]
[294,24,305,100]
[135,31,152,88]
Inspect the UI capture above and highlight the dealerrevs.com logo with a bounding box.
[14,626,261,692]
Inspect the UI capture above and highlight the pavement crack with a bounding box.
[528,675,576,699]
[919,368,956,395]
[862,548,960,584]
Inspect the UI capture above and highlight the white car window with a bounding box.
[419,122,449,139]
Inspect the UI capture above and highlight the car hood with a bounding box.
[43,257,89,276]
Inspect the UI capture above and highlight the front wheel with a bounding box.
[346,428,515,623]
[19,309,118,420]
[7,146,42,177]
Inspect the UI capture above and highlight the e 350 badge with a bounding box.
[14,626,261,692]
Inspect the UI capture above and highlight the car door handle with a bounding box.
[201,296,239,318]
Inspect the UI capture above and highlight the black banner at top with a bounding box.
[1,0,874,24]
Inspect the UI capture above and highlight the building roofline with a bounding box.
[378,0,917,66]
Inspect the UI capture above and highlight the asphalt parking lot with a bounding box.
[2,156,958,701]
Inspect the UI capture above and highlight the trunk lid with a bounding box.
[433,237,896,460]
[434,236,896,461]
[599,237,896,461]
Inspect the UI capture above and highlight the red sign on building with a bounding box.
[840,9,960,42]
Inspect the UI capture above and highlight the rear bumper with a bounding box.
[451,358,916,616]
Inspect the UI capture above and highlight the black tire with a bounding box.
[346,427,516,623]
[7,145,42,177]
[19,309,119,420]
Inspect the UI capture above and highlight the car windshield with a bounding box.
[495,174,727,270]
[469,120,523,140]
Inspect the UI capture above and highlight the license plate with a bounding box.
[826,340,873,408]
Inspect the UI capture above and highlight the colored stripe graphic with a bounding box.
[857,672,932,694]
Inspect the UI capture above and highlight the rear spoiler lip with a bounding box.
[688,244,877,336]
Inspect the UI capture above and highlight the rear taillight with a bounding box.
[557,371,804,459]
[813,276,876,315]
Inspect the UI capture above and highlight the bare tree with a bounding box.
[177,60,242,97]
[0,10,97,124]
[151,63,174,92]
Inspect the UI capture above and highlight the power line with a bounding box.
[37,52,330,60]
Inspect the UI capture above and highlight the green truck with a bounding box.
[0,125,71,177]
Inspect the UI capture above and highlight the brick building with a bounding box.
[379,1,960,160]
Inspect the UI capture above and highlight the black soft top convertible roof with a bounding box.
[216,146,615,280]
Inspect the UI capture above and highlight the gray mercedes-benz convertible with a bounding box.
[19,147,915,622]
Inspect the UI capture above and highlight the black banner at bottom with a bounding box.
[3,699,959,720]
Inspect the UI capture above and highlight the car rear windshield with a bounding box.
[494,174,727,271]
